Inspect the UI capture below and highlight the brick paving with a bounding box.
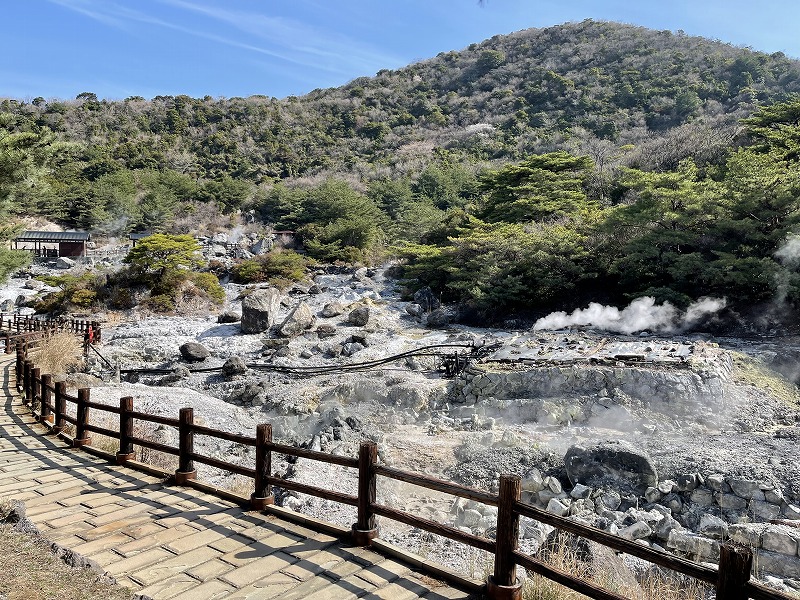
[0,355,479,599]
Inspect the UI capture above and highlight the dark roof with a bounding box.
[15,231,91,242]
[129,232,153,240]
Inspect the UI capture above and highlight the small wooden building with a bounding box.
[13,231,91,257]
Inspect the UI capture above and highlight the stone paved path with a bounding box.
[0,354,478,599]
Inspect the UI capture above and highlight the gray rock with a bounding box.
[55,257,76,269]
[241,288,282,333]
[728,478,762,499]
[570,483,592,500]
[717,493,748,510]
[751,500,782,522]
[757,549,800,578]
[666,531,720,562]
[321,302,345,318]
[341,342,365,357]
[222,356,248,377]
[705,473,728,492]
[158,366,191,385]
[217,311,241,323]
[654,514,683,541]
[675,473,699,492]
[618,521,652,541]
[179,341,210,362]
[279,301,315,337]
[347,306,370,327]
[599,490,622,511]
[783,504,800,520]
[426,308,450,328]
[406,303,424,317]
[461,509,482,528]
[698,514,728,539]
[690,488,715,506]
[661,493,683,515]
[657,480,676,494]
[316,323,337,338]
[546,498,569,517]
[564,441,658,494]
[413,286,440,312]
[645,487,663,503]
[761,527,800,556]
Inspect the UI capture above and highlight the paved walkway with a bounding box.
[0,355,477,599]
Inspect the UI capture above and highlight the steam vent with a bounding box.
[453,331,730,427]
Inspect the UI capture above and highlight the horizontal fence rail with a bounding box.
[10,335,798,600]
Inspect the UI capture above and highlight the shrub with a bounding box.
[69,288,97,307]
[231,250,311,284]
[145,294,175,313]
[188,272,225,304]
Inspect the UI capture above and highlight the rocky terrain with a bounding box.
[4,251,800,593]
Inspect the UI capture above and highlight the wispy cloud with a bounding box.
[47,0,403,80]
[157,0,404,74]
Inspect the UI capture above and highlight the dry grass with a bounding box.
[730,351,800,408]
[0,500,132,600]
[28,333,84,376]
[523,542,711,600]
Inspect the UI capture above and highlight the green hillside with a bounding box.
[3,20,800,327]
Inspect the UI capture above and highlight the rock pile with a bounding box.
[449,439,800,580]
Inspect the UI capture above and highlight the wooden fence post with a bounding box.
[15,342,23,391]
[73,388,91,447]
[488,474,523,600]
[116,397,135,464]
[352,440,379,546]
[175,407,196,484]
[40,374,53,424]
[31,367,41,415]
[53,381,66,434]
[716,543,752,600]
[251,423,274,510]
[23,360,32,405]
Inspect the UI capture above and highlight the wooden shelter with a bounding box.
[13,231,91,258]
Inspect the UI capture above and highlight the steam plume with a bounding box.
[533,297,726,334]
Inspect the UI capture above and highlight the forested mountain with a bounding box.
[3,19,800,326]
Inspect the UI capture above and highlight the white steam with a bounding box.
[775,234,800,267]
[533,297,727,334]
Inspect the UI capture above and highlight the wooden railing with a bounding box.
[0,314,100,354]
[10,337,796,600]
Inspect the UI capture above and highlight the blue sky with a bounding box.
[3,0,800,101]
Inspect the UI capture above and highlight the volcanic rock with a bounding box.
[222,356,248,377]
[179,342,210,362]
[279,301,315,337]
[564,440,658,494]
[241,288,281,333]
[347,306,370,327]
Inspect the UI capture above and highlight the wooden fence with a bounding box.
[0,314,100,352]
[10,334,797,600]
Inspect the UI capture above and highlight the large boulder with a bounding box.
[564,441,658,495]
[179,342,210,362]
[55,257,76,269]
[279,301,315,337]
[347,306,370,327]
[426,308,450,328]
[240,288,282,333]
[414,286,440,312]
